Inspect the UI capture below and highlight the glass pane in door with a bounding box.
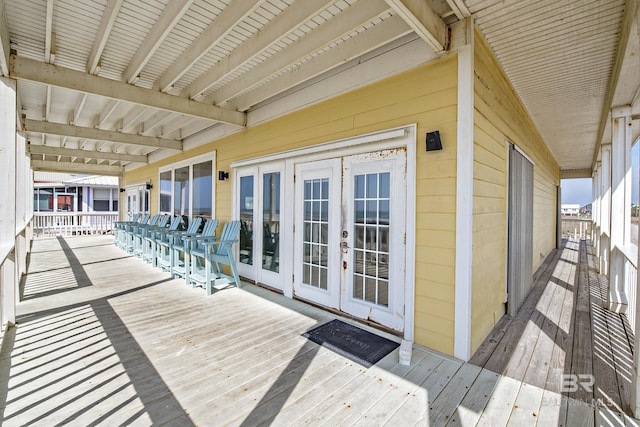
[193,161,212,219]
[239,176,254,265]
[174,166,190,217]
[262,172,280,272]
[302,178,329,290]
[159,171,171,213]
[353,172,390,307]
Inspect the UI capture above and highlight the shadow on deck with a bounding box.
[471,238,636,422]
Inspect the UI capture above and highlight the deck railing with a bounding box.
[561,217,592,239]
[33,212,118,237]
[623,248,638,331]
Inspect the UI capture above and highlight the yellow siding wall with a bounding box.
[124,55,460,355]
[471,28,560,353]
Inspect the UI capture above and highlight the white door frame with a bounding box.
[232,125,416,340]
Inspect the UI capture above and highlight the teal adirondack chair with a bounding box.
[141,214,171,264]
[172,218,219,283]
[156,216,202,272]
[149,215,182,267]
[189,220,241,295]
[114,213,141,249]
[124,213,150,253]
[132,214,160,257]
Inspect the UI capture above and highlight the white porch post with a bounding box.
[600,144,612,275]
[609,106,632,312]
[454,17,474,361]
[118,176,125,221]
[0,76,17,329]
[593,162,601,251]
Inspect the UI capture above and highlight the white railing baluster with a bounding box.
[33,213,118,237]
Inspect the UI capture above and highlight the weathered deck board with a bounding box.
[470,238,637,424]
[1,235,637,426]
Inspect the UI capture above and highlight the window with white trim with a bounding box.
[93,188,118,212]
[159,152,216,220]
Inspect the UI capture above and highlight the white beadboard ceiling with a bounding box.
[466,0,639,174]
[0,0,637,176]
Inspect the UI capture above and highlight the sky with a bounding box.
[561,143,640,206]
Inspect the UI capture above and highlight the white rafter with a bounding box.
[140,111,173,136]
[211,1,393,106]
[231,15,411,111]
[123,0,195,84]
[445,0,470,20]
[11,56,247,126]
[31,159,123,176]
[184,0,337,100]
[121,105,148,133]
[156,1,266,92]
[24,119,183,151]
[86,0,125,74]
[44,85,52,121]
[69,93,88,125]
[160,114,192,138]
[44,0,55,63]
[0,0,9,76]
[384,0,447,53]
[96,99,120,128]
[28,144,148,163]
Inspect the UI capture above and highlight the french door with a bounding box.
[293,149,407,331]
[125,184,149,219]
[236,164,284,289]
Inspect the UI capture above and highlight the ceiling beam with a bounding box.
[123,0,194,84]
[157,1,266,92]
[11,55,247,126]
[87,0,124,74]
[31,159,123,176]
[23,119,183,151]
[184,0,337,100]
[384,0,447,53]
[231,15,411,111]
[0,0,9,76]
[560,169,593,179]
[28,144,148,163]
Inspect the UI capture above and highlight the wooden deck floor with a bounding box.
[0,235,637,426]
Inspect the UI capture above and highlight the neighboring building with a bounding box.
[561,204,581,216]
[33,172,119,213]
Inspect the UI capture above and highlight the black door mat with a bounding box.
[302,319,400,368]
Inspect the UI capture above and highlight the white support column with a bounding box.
[118,176,125,221]
[593,163,601,248]
[600,144,612,275]
[454,17,474,361]
[0,76,17,329]
[609,106,632,312]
